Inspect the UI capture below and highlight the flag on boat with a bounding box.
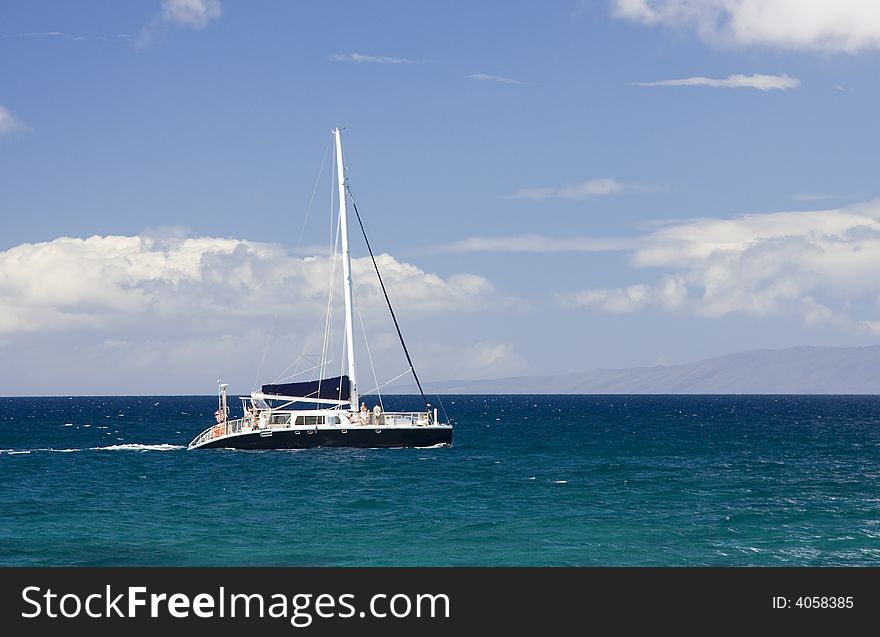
[214,409,224,423]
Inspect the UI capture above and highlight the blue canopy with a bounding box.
[261,375,350,401]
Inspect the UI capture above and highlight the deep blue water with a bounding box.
[1,395,879,566]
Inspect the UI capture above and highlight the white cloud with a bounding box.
[161,0,222,28]
[559,285,650,313]
[559,278,686,313]
[632,73,800,91]
[0,105,30,136]
[0,234,499,336]
[611,0,880,53]
[0,234,521,393]
[138,0,222,48]
[330,53,415,64]
[468,73,530,85]
[509,178,626,200]
[559,199,880,334]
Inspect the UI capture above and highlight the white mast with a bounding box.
[334,127,358,411]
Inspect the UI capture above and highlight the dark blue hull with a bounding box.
[192,426,452,450]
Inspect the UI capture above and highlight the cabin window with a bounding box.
[294,415,323,426]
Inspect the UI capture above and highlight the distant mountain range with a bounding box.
[389,345,880,394]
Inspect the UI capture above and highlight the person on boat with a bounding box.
[373,404,383,426]
[359,402,369,425]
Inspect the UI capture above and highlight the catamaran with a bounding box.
[188,129,452,450]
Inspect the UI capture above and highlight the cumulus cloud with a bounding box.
[0,234,498,336]
[467,73,530,85]
[611,0,880,53]
[559,200,880,334]
[632,73,800,91]
[559,278,687,313]
[508,178,627,200]
[0,105,30,136]
[0,234,519,393]
[329,53,416,64]
[138,0,222,48]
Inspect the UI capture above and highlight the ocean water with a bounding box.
[1,394,879,566]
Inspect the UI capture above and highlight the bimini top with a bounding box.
[260,375,351,402]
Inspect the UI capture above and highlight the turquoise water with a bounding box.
[1,395,879,566]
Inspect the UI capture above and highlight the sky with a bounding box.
[2,0,880,395]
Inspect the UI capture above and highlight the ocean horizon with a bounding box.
[2,394,879,566]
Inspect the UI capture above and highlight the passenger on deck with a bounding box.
[359,402,369,425]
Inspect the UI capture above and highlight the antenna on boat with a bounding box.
[216,379,229,422]
[333,127,358,411]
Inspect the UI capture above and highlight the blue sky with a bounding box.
[2,1,880,394]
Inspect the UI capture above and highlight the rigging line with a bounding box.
[265,138,333,389]
[319,175,344,398]
[319,200,341,395]
[356,302,384,413]
[338,285,348,402]
[294,136,333,253]
[275,359,333,384]
[262,138,333,390]
[319,153,338,382]
[319,142,342,389]
[275,311,330,383]
[345,183,429,411]
[435,392,451,426]
[319,250,336,379]
[361,366,413,396]
[252,313,279,392]
[338,321,347,403]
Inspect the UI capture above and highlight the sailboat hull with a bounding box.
[191,425,452,450]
